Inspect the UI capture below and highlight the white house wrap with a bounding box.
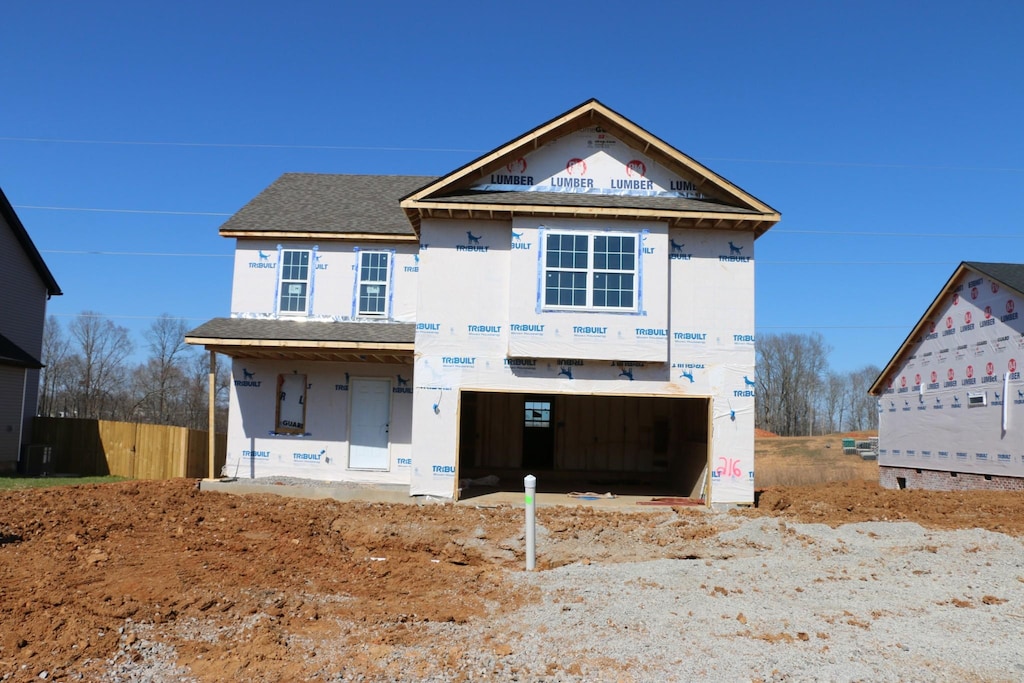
[187,100,780,505]
[871,262,1024,490]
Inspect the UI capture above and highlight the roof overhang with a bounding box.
[218,230,419,242]
[403,201,777,237]
[185,318,416,364]
[185,336,415,364]
[0,332,43,369]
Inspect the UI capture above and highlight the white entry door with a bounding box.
[349,378,391,469]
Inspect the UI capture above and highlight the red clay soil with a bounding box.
[1,478,1023,680]
[750,479,1024,534]
[754,428,778,438]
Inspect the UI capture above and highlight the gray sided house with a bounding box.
[187,100,780,505]
[870,262,1024,491]
[0,187,62,471]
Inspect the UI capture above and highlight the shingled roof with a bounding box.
[218,174,436,237]
[185,318,415,363]
[964,262,1024,296]
[427,189,760,214]
[187,317,415,344]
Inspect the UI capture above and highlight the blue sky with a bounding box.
[2,1,1022,373]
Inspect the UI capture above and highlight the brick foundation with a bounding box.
[880,466,1024,492]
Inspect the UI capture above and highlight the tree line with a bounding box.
[38,316,874,438]
[755,332,879,436]
[38,313,229,431]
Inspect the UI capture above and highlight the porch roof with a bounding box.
[0,332,42,369]
[185,317,415,364]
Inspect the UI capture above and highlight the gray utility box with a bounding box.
[19,444,54,476]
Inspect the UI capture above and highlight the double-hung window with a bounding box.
[544,232,637,310]
[357,251,390,317]
[279,250,311,315]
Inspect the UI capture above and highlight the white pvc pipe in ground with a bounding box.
[524,474,536,571]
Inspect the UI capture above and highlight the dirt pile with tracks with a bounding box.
[0,478,1022,680]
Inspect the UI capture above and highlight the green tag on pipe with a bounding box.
[525,495,534,504]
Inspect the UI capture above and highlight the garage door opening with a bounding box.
[458,391,710,500]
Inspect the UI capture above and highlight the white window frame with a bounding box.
[278,249,311,316]
[542,231,638,311]
[355,250,391,318]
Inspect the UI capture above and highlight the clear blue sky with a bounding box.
[2,1,1022,373]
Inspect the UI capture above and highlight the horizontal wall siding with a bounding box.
[0,217,48,357]
[0,366,25,468]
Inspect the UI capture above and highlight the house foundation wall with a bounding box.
[880,465,1024,492]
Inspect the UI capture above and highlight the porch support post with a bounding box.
[208,350,217,480]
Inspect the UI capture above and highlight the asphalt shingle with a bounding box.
[186,318,415,345]
[218,174,436,236]
[965,262,1024,296]
[429,189,759,214]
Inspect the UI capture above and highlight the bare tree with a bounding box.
[38,315,73,417]
[845,365,881,431]
[66,312,134,419]
[756,332,831,436]
[36,312,231,431]
[181,352,231,431]
[127,315,196,424]
[820,372,848,434]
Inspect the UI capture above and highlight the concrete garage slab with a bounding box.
[199,478,707,510]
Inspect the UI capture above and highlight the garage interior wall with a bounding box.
[459,390,709,496]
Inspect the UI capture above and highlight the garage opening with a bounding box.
[458,391,710,499]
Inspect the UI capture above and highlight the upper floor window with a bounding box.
[279,250,310,315]
[543,232,636,310]
[357,251,390,316]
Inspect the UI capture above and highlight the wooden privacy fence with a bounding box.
[31,417,226,479]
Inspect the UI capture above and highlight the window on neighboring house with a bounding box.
[357,251,390,316]
[279,250,311,315]
[543,232,636,310]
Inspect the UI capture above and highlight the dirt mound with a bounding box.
[749,479,1024,534]
[754,428,778,438]
[0,480,527,680]
[1,478,1022,679]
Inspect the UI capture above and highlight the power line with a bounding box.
[50,312,211,321]
[701,157,1024,173]
[756,325,908,330]
[759,261,953,266]
[772,229,1024,238]
[13,203,1024,239]
[3,135,1021,172]
[43,249,231,257]
[14,204,231,217]
[0,136,482,154]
